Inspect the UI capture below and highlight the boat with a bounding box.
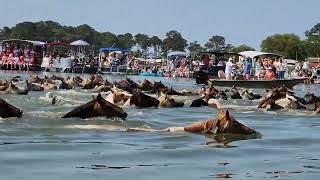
[98,47,129,75]
[1,39,46,71]
[207,78,307,89]
[139,72,164,77]
[42,40,98,74]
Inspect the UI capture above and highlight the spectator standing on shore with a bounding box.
[243,57,252,79]
[303,61,309,74]
[277,59,285,79]
[225,57,233,80]
[255,60,263,79]
[201,54,210,69]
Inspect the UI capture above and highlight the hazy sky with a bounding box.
[0,0,319,49]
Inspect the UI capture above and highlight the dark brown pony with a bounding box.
[242,89,262,100]
[190,98,208,107]
[62,93,127,120]
[258,99,283,111]
[130,89,159,108]
[0,98,23,118]
[305,93,320,112]
[50,75,65,82]
[140,79,154,91]
[26,80,44,91]
[83,77,104,89]
[66,77,83,87]
[166,87,182,96]
[258,88,287,108]
[115,78,140,93]
[28,75,43,84]
[59,80,74,90]
[152,81,167,92]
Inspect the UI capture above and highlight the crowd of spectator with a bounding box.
[220,56,289,80]
[0,44,35,70]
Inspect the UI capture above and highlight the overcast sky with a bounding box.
[0,0,319,49]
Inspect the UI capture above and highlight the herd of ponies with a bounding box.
[0,74,319,135]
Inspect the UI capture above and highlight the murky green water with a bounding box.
[0,70,320,179]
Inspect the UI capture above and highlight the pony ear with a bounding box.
[225,110,230,119]
[97,93,102,99]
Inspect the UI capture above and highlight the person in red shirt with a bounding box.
[265,67,276,80]
[201,54,210,68]
[19,56,25,70]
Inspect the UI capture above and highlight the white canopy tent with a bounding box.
[239,51,282,59]
[70,40,90,46]
[167,51,188,58]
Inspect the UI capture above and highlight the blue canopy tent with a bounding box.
[99,47,129,54]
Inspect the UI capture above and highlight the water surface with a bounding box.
[1,70,320,179]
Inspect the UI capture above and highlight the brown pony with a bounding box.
[1,82,28,95]
[28,75,43,84]
[130,89,159,108]
[50,75,65,82]
[0,98,23,118]
[66,77,83,87]
[183,109,256,135]
[140,79,154,91]
[62,93,127,120]
[94,85,112,92]
[26,80,44,91]
[127,109,257,135]
[82,75,105,89]
[41,80,57,91]
[59,80,74,90]
[258,99,283,111]
[158,89,184,108]
[305,93,320,113]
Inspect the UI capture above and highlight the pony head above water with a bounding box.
[214,109,256,135]
[0,98,23,118]
[62,93,127,120]
[131,89,159,108]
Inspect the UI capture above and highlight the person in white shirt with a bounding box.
[225,58,233,80]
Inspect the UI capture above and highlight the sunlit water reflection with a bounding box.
[0,70,320,179]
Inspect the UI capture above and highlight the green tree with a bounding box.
[33,21,62,42]
[75,24,97,43]
[116,33,135,50]
[205,35,227,51]
[305,23,320,57]
[231,44,255,53]
[161,30,188,52]
[0,26,12,40]
[150,36,162,58]
[261,34,307,60]
[187,41,205,53]
[10,22,37,40]
[135,33,150,51]
[98,32,118,48]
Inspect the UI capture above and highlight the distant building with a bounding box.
[308,57,320,63]
[308,57,320,68]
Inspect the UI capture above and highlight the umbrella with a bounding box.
[70,40,90,46]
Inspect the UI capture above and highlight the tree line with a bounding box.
[0,20,319,60]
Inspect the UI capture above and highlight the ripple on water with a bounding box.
[0,71,320,179]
